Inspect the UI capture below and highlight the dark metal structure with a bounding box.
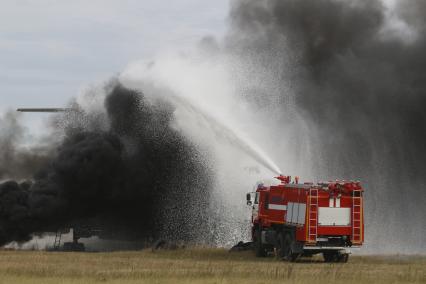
[17,108,73,113]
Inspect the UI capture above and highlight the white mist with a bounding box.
[119,48,313,246]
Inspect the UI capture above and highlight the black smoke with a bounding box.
[228,0,426,252]
[0,83,211,246]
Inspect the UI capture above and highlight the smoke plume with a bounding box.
[227,0,426,253]
[0,111,52,181]
[0,82,211,246]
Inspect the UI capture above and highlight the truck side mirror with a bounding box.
[246,193,252,206]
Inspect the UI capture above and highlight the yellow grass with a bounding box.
[0,248,424,284]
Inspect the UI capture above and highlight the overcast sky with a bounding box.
[0,0,229,115]
[1,0,399,135]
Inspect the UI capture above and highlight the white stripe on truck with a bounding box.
[268,204,287,210]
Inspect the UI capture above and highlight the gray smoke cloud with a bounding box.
[227,0,426,253]
[0,111,52,181]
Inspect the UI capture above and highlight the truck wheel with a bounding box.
[324,251,349,263]
[276,233,286,259]
[284,234,300,262]
[338,253,349,263]
[323,251,338,262]
[277,233,299,262]
[254,229,266,257]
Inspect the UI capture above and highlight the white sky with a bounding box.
[0,0,229,125]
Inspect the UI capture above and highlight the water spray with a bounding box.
[170,95,282,175]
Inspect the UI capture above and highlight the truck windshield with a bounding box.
[254,192,259,204]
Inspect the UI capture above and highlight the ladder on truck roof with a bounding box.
[352,189,363,245]
[307,188,319,243]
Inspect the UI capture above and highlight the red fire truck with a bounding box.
[246,175,364,262]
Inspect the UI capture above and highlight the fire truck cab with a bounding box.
[246,175,364,262]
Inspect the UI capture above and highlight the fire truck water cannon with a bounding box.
[246,175,364,262]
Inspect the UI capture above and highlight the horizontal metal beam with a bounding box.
[17,108,73,113]
[303,246,353,253]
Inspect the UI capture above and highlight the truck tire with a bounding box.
[324,251,348,263]
[276,233,286,259]
[284,233,300,262]
[254,229,266,257]
[323,251,338,262]
[338,253,349,263]
[277,233,299,262]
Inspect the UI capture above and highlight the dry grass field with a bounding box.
[0,248,424,284]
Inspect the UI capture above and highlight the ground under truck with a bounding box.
[247,175,364,262]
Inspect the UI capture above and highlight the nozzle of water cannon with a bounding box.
[275,175,291,184]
